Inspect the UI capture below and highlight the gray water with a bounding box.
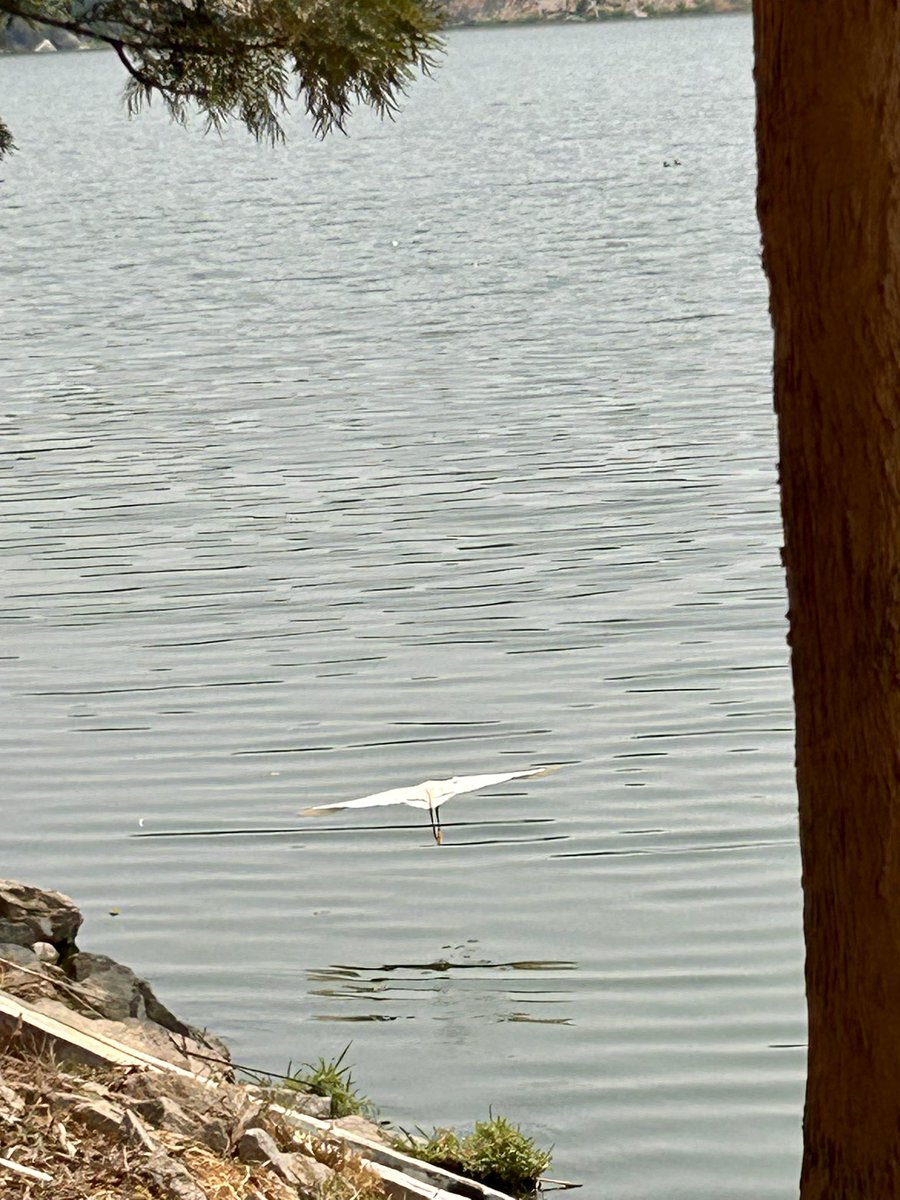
[1,15,804,1197]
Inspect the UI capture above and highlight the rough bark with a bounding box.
[754,4,900,1197]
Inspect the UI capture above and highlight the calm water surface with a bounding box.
[1,15,803,1197]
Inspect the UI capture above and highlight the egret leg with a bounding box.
[427,806,443,845]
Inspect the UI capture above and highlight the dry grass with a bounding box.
[263,1109,387,1200]
[302,1135,386,1200]
[0,1042,152,1198]
[181,1145,297,1200]
[1,1115,150,1194]
[0,1036,389,1200]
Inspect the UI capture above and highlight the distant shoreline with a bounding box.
[442,0,751,28]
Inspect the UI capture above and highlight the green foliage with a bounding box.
[0,117,15,158]
[0,0,443,159]
[282,1044,373,1119]
[399,1114,552,1198]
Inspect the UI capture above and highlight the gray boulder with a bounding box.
[64,950,232,1071]
[283,1151,333,1194]
[237,1127,333,1196]
[334,1113,391,1143]
[121,1109,158,1152]
[0,15,91,51]
[0,942,38,967]
[236,1126,284,1168]
[238,1127,300,1183]
[47,28,84,49]
[72,1098,125,1136]
[286,1091,331,1120]
[131,1095,204,1140]
[67,952,193,1034]
[145,1149,209,1200]
[0,923,39,949]
[0,880,82,950]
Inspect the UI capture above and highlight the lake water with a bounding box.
[1,14,804,1198]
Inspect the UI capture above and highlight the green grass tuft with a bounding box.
[398,1113,552,1198]
[281,1044,373,1119]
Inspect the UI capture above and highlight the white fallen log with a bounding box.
[273,1105,518,1200]
[0,989,197,1076]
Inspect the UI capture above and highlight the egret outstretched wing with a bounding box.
[303,782,434,816]
[432,765,560,804]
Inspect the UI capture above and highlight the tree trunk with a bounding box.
[754,5,900,1196]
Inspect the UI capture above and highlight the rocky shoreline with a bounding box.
[442,0,749,25]
[0,880,542,1200]
[0,880,385,1198]
[0,16,91,52]
[0,880,234,1079]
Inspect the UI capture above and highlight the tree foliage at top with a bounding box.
[0,0,443,158]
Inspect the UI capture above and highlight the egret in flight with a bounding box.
[302,765,561,844]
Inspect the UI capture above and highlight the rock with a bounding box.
[237,1127,283,1167]
[131,1095,203,1140]
[145,1149,209,1200]
[118,1018,227,1075]
[33,38,56,51]
[47,28,83,49]
[0,880,82,950]
[122,1071,252,1155]
[198,1116,230,1154]
[61,952,230,1074]
[237,1127,321,1188]
[0,942,38,966]
[4,923,53,959]
[66,953,189,1032]
[121,1109,158,1152]
[0,947,66,999]
[66,952,137,1021]
[333,1114,391,1144]
[72,1098,125,1136]
[0,953,69,1016]
[33,942,59,964]
[0,14,93,50]
[226,1096,266,1150]
[280,1091,331,1120]
[282,1151,334,1194]
[0,16,39,49]
[441,0,749,23]
[78,1080,110,1099]
[121,1070,212,1109]
[25,996,201,1073]
[181,1022,232,1068]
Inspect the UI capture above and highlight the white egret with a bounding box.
[302,765,561,844]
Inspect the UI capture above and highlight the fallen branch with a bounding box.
[0,1155,53,1183]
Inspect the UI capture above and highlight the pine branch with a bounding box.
[0,0,444,158]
